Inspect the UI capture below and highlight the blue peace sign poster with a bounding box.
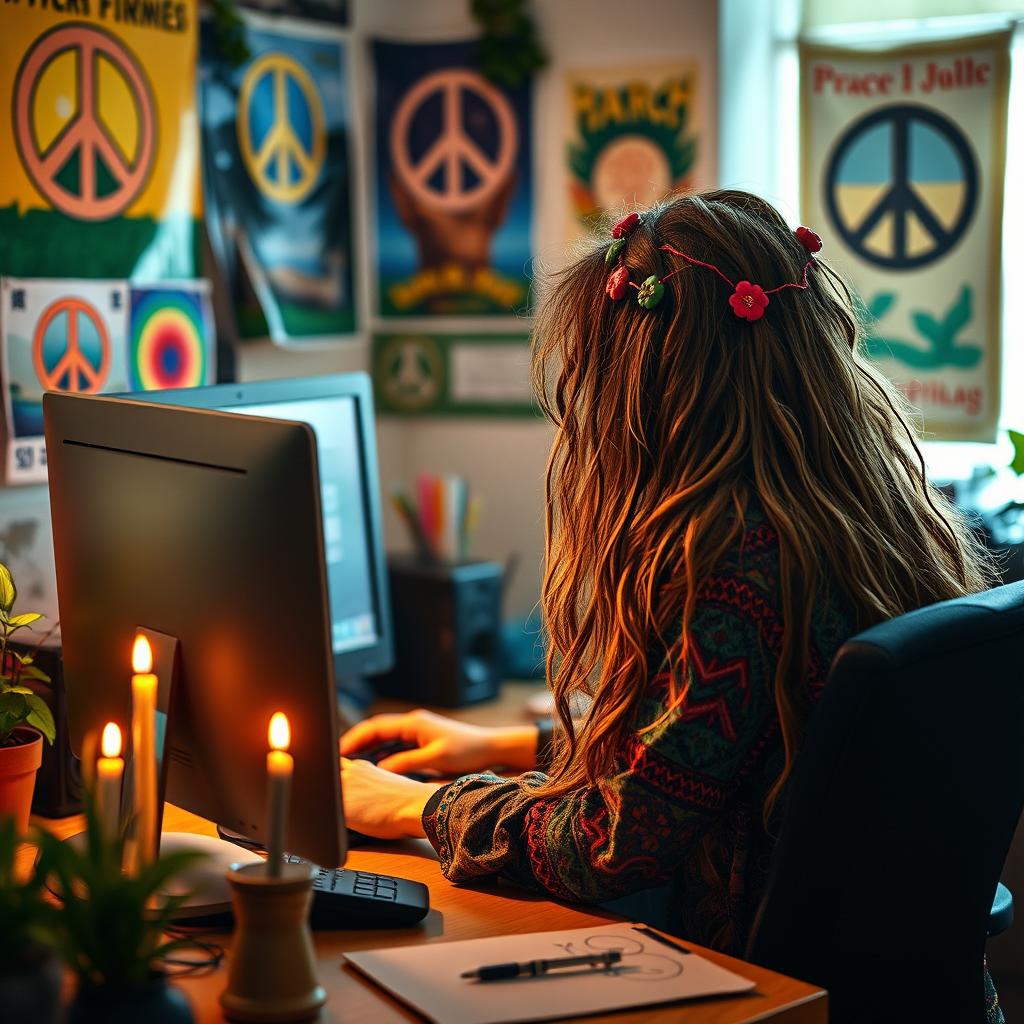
[200,12,356,344]
[801,33,1010,442]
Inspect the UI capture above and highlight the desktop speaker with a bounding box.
[19,645,83,818]
[375,556,503,707]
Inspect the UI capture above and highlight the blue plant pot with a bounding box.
[0,947,62,1024]
[68,974,194,1024]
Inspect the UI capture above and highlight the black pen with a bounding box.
[461,950,622,981]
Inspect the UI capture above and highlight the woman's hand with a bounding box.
[339,708,539,776]
[340,757,440,839]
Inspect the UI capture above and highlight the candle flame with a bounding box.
[268,712,290,752]
[101,722,122,759]
[132,634,153,674]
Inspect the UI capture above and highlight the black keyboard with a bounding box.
[286,854,431,928]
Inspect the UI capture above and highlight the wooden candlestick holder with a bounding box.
[220,862,326,1023]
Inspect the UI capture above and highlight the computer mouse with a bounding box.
[350,739,433,783]
[351,738,419,767]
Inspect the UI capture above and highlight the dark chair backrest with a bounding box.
[746,582,1024,1023]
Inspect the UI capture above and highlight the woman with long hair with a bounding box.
[339,190,994,975]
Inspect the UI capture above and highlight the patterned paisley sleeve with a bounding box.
[421,588,778,903]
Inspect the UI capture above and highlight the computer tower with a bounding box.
[375,557,503,707]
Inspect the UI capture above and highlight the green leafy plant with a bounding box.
[0,815,59,970]
[34,802,206,993]
[206,0,251,67]
[0,561,55,747]
[471,0,547,88]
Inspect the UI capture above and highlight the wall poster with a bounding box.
[201,12,357,342]
[801,33,1009,441]
[0,1,201,280]
[372,333,534,417]
[238,1,348,24]
[1,278,129,485]
[566,63,698,241]
[373,40,534,319]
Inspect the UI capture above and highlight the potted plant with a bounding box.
[0,561,55,834]
[0,816,62,1024]
[35,803,205,1024]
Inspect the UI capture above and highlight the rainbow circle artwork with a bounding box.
[129,285,214,391]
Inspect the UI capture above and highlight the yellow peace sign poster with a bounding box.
[200,13,357,341]
[0,4,200,280]
[801,33,1010,442]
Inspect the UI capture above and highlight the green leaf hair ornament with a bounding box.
[637,275,665,309]
[605,238,625,265]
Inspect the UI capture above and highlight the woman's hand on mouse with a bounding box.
[340,757,440,839]
[339,708,539,776]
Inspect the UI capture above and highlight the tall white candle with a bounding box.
[131,634,157,870]
[96,722,123,841]
[266,712,292,878]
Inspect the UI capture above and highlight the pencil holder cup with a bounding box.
[220,862,326,1023]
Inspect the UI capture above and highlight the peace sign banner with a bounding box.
[801,32,1010,442]
[200,12,357,343]
[373,40,534,319]
[0,5,200,282]
[0,278,130,485]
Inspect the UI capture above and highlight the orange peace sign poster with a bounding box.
[0,9,200,281]
[373,40,534,318]
[1,278,129,485]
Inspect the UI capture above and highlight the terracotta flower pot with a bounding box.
[0,727,43,834]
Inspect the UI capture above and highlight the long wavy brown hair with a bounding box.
[531,190,994,809]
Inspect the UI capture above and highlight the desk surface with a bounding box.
[28,683,827,1024]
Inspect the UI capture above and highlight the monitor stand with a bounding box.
[61,628,265,918]
[337,673,374,729]
[157,831,263,918]
[58,828,262,919]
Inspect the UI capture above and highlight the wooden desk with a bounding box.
[28,683,827,1023]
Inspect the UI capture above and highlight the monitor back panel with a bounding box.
[44,393,345,868]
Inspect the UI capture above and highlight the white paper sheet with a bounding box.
[344,923,756,1024]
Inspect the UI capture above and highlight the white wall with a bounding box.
[238,0,720,617]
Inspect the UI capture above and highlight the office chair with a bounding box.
[746,581,1024,1023]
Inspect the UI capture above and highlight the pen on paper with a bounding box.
[461,950,622,981]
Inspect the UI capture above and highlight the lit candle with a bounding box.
[96,722,123,841]
[131,634,158,869]
[266,712,293,878]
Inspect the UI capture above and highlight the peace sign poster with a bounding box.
[373,40,534,319]
[801,33,1010,442]
[0,278,129,485]
[200,13,357,343]
[0,4,200,282]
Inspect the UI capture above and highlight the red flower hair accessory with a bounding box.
[606,263,630,301]
[656,244,815,323]
[611,212,640,238]
[729,281,769,322]
[795,226,822,254]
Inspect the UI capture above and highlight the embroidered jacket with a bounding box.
[422,512,854,956]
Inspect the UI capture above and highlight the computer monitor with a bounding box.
[44,392,347,870]
[123,373,393,695]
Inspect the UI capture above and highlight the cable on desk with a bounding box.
[158,927,226,977]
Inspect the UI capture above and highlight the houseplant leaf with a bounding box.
[8,612,43,628]
[24,694,56,744]
[0,563,16,613]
